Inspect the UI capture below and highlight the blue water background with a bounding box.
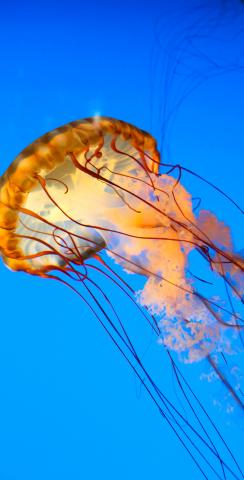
[0,1,243,479]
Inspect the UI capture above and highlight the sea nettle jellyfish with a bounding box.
[0,117,243,479]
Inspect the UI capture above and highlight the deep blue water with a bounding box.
[0,1,243,479]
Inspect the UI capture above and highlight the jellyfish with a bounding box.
[0,116,243,479]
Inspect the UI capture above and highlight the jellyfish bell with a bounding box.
[0,117,159,273]
[0,116,243,479]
